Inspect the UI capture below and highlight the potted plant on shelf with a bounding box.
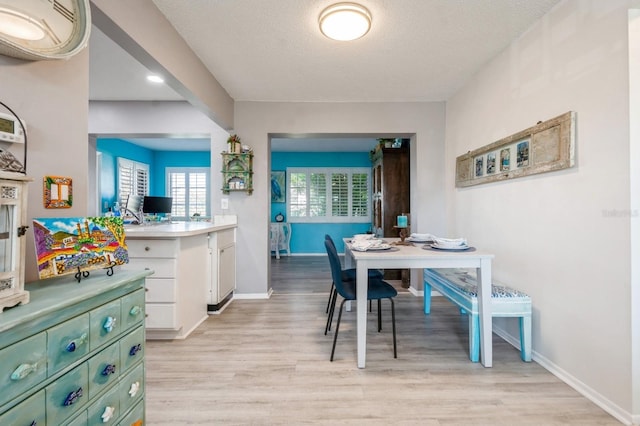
[227,134,242,154]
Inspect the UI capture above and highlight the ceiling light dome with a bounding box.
[319,3,371,41]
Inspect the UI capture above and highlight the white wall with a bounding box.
[233,101,446,295]
[0,51,90,283]
[446,0,637,422]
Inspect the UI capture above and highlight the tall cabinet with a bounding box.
[371,146,410,237]
[371,145,410,282]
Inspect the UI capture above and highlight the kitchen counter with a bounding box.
[124,215,237,237]
[122,215,237,339]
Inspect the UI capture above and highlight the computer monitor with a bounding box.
[142,196,173,214]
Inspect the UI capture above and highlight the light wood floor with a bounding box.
[146,256,620,425]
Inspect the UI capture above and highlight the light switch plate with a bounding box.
[221,198,229,210]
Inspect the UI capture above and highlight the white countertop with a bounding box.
[124,215,237,238]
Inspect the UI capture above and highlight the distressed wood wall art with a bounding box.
[43,176,73,208]
[455,111,576,188]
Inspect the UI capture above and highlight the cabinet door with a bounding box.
[218,243,236,301]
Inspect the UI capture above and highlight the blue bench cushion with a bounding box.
[430,269,529,298]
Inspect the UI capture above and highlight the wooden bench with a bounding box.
[423,268,532,362]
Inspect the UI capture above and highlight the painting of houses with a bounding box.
[33,217,128,279]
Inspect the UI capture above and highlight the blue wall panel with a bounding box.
[271,151,372,254]
[97,138,210,213]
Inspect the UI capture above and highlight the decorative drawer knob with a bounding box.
[65,333,88,352]
[128,381,140,397]
[129,305,142,316]
[103,316,117,333]
[129,343,142,356]
[11,361,40,381]
[101,405,115,422]
[101,363,116,376]
[144,246,150,251]
[63,387,83,406]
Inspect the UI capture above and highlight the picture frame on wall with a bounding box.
[271,171,285,202]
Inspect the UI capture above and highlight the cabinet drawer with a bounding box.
[90,299,122,351]
[64,409,88,426]
[126,239,178,258]
[120,288,145,331]
[123,258,177,278]
[0,389,45,426]
[88,342,120,399]
[217,228,235,247]
[120,327,144,373]
[145,303,178,329]
[0,332,47,407]
[119,362,144,414]
[48,314,90,376]
[46,363,89,425]
[145,278,177,303]
[118,399,144,426]
[87,382,120,425]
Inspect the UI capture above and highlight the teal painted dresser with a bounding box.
[0,269,152,426]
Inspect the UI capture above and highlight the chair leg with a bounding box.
[390,298,397,358]
[377,299,382,332]
[325,286,338,335]
[330,299,348,361]
[325,283,334,314]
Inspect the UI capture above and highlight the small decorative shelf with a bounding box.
[221,152,253,194]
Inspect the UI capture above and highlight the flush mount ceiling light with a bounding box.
[319,2,371,41]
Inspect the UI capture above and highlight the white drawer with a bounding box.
[145,304,178,330]
[125,239,178,258]
[122,258,177,278]
[216,229,235,247]
[145,278,176,303]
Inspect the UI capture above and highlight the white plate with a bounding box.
[407,237,432,243]
[367,244,391,251]
[430,243,469,251]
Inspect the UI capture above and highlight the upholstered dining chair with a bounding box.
[324,234,383,315]
[324,239,397,361]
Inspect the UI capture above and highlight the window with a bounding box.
[117,158,149,207]
[167,167,210,220]
[287,168,370,223]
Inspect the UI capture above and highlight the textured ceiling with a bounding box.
[89,0,562,151]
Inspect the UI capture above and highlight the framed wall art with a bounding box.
[271,171,285,202]
[456,111,576,188]
[43,176,72,208]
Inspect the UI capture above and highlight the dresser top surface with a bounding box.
[0,269,152,334]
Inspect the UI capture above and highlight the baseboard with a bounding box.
[233,287,273,299]
[492,325,634,426]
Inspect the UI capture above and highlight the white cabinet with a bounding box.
[123,235,209,340]
[208,228,236,312]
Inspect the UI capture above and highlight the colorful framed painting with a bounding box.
[43,176,73,208]
[32,217,128,280]
[271,171,285,202]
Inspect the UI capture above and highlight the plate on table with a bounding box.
[428,243,472,251]
[407,237,432,243]
[367,244,392,251]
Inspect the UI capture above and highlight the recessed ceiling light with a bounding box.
[319,2,371,41]
[146,75,164,84]
[0,7,46,41]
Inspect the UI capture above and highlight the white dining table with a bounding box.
[343,238,495,368]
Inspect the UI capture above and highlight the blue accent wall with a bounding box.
[271,151,372,254]
[97,138,210,213]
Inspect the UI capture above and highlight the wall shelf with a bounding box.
[221,152,253,195]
